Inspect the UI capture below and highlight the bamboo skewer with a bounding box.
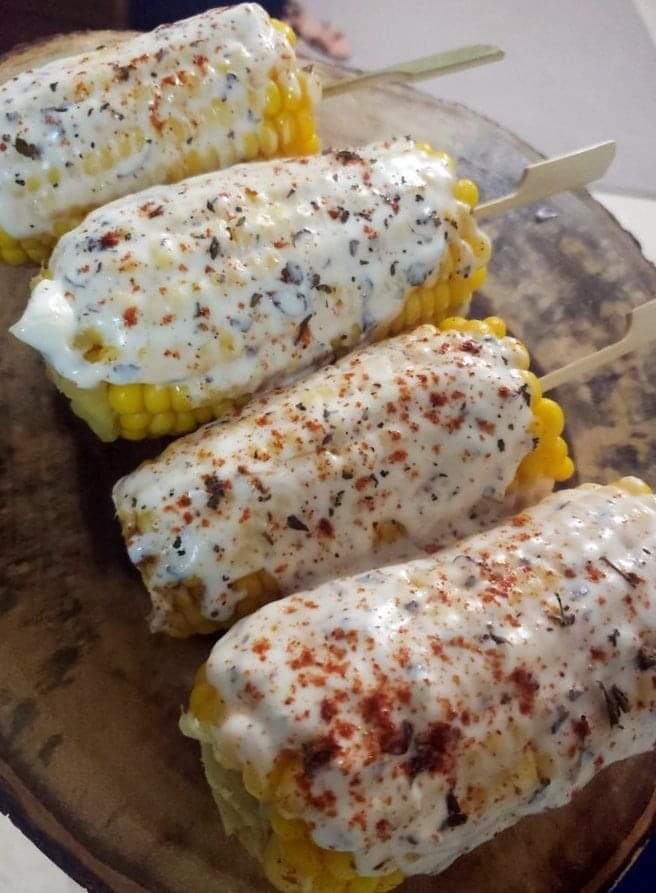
[476,141,616,219]
[322,44,505,98]
[541,299,656,393]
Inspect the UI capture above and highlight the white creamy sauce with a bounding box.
[0,4,298,237]
[113,326,534,628]
[203,483,656,877]
[12,140,482,399]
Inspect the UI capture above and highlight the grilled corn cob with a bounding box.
[113,318,572,637]
[0,3,320,265]
[180,477,656,892]
[11,138,490,442]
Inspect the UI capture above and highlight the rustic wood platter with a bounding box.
[1,47,655,893]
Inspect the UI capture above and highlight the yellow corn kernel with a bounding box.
[213,397,237,418]
[463,319,489,337]
[183,149,204,177]
[243,765,268,801]
[432,281,451,317]
[471,232,492,262]
[194,405,214,424]
[324,851,357,881]
[0,228,17,247]
[189,665,224,723]
[469,266,487,291]
[174,411,196,434]
[346,878,378,893]
[270,810,306,841]
[453,178,479,207]
[280,71,303,110]
[376,871,405,892]
[26,175,40,192]
[133,128,145,151]
[258,122,279,158]
[2,245,29,264]
[108,383,144,414]
[149,411,176,437]
[263,837,300,893]
[297,133,320,156]
[265,80,282,117]
[484,315,506,338]
[517,451,544,485]
[314,877,347,893]
[617,476,652,496]
[170,384,194,411]
[279,837,322,878]
[552,456,575,482]
[120,411,150,432]
[275,113,297,149]
[404,291,422,327]
[100,146,114,171]
[241,131,260,161]
[450,275,473,307]
[118,132,132,158]
[83,153,102,176]
[534,397,565,437]
[47,167,61,186]
[271,18,297,46]
[143,384,172,413]
[121,427,147,441]
[521,370,542,407]
[506,338,531,370]
[296,109,316,142]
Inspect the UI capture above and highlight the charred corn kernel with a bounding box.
[108,383,144,414]
[143,384,172,413]
[453,178,479,207]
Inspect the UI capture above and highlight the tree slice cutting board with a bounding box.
[1,43,655,893]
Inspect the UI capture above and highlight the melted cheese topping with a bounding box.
[202,482,656,877]
[11,140,483,398]
[113,326,534,628]
[0,4,305,238]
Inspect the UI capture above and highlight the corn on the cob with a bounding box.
[113,318,572,637]
[11,138,490,441]
[0,3,320,265]
[180,477,656,891]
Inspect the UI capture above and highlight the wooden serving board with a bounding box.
[1,48,656,893]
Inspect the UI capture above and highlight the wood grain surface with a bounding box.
[1,49,655,893]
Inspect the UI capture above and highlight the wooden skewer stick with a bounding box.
[541,299,656,393]
[323,44,504,98]
[475,141,616,219]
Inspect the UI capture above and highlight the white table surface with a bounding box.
[2,1,655,890]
